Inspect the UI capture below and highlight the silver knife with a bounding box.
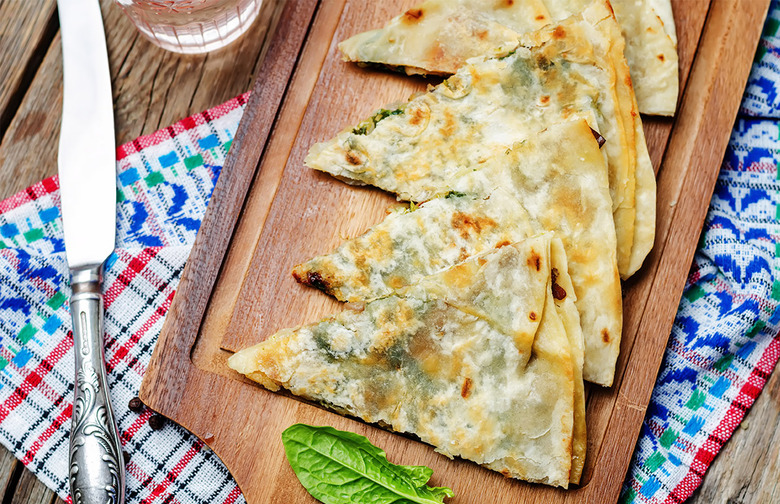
[57,1,125,503]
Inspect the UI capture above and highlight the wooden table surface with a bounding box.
[0,1,777,503]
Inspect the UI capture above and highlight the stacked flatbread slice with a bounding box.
[309,0,654,279]
[230,235,587,487]
[229,0,661,488]
[339,0,678,115]
[299,120,622,386]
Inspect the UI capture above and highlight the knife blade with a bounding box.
[57,1,125,503]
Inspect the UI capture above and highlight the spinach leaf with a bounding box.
[352,107,404,135]
[282,424,454,504]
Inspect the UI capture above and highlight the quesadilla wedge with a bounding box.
[299,120,622,386]
[310,4,652,278]
[338,0,552,75]
[543,0,678,115]
[315,22,631,273]
[339,0,678,115]
[230,235,582,487]
[605,0,678,116]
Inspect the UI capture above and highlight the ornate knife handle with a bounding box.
[69,266,125,504]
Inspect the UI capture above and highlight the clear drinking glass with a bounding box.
[114,0,263,54]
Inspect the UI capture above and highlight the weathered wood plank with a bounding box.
[0,446,21,498]
[0,0,58,140]
[109,0,284,143]
[0,30,63,201]
[10,468,57,504]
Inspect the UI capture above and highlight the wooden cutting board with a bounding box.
[139,0,770,502]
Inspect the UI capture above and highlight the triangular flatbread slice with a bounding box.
[309,5,647,278]
[340,0,678,115]
[527,1,658,277]
[338,0,552,75]
[543,0,678,115]
[303,119,622,386]
[293,197,585,478]
[603,0,678,115]
[229,235,580,488]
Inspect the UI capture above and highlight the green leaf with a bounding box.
[282,424,454,504]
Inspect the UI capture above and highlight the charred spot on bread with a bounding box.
[461,377,473,398]
[590,128,606,148]
[527,250,542,271]
[550,268,567,300]
[296,270,333,295]
[403,8,424,23]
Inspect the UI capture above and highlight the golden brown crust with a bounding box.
[231,236,579,488]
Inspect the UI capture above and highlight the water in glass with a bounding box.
[114,0,262,54]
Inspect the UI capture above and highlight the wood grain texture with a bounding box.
[139,0,771,503]
[195,0,359,364]
[585,0,771,499]
[0,0,58,141]
[0,28,63,200]
[11,471,57,504]
[0,445,62,504]
[0,448,23,500]
[140,0,319,413]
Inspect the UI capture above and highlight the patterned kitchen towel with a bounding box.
[620,119,780,504]
[2,4,780,503]
[0,93,248,504]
